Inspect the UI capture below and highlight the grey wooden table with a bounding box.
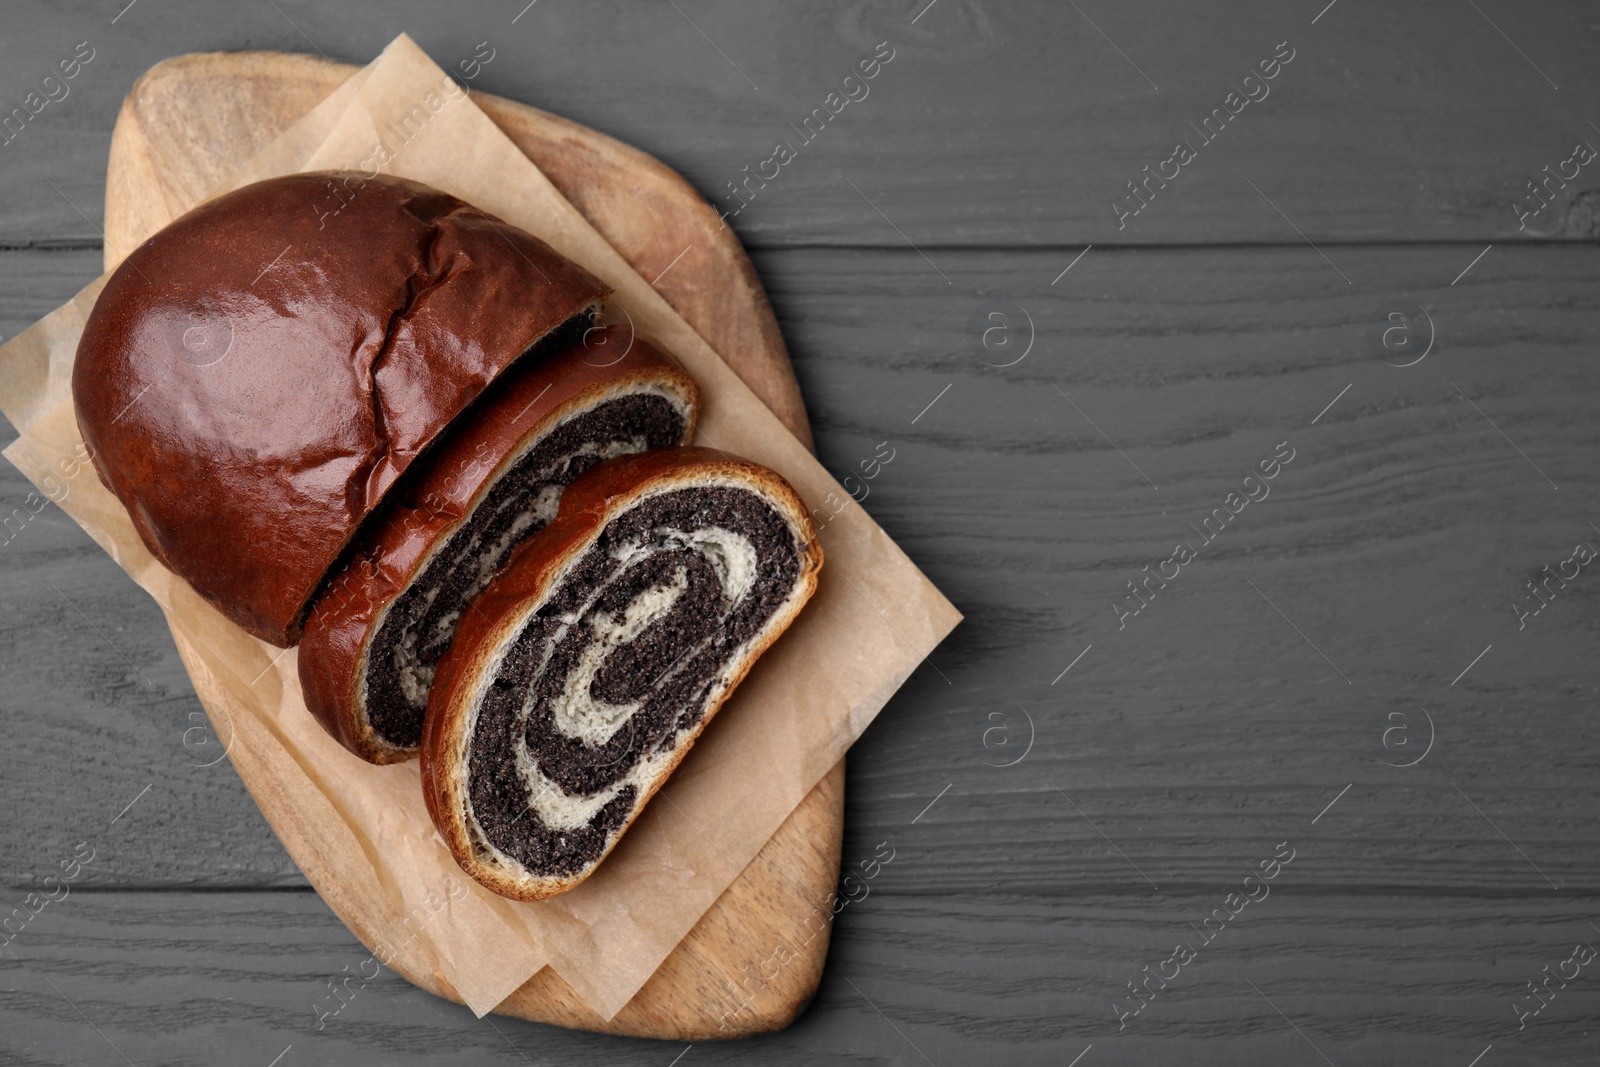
[3,1,1598,1064]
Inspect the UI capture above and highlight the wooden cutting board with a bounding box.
[102,50,841,1041]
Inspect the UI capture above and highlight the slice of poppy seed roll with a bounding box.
[419,446,823,902]
[298,327,699,765]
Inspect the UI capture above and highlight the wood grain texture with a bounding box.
[5,1,1600,248]
[1,890,1597,1065]
[50,47,839,1039]
[3,0,1599,1062]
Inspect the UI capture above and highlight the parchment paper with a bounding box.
[0,35,960,1021]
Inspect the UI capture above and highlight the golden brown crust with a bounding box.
[297,328,699,764]
[419,447,823,901]
[72,171,610,646]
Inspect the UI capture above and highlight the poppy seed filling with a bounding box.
[363,392,687,749]
[464,485,801,877]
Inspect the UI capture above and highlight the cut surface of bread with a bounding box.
[420,447,823,901]
[299,327,698,764]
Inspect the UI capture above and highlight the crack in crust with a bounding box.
[350,216,450,521]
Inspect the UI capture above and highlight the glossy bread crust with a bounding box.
[297,328,700,764]
[419,446,824,901]
[72,171,610,645]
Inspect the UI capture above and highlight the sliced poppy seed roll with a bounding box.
[298,327,699,764]
[419,446,823,901]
